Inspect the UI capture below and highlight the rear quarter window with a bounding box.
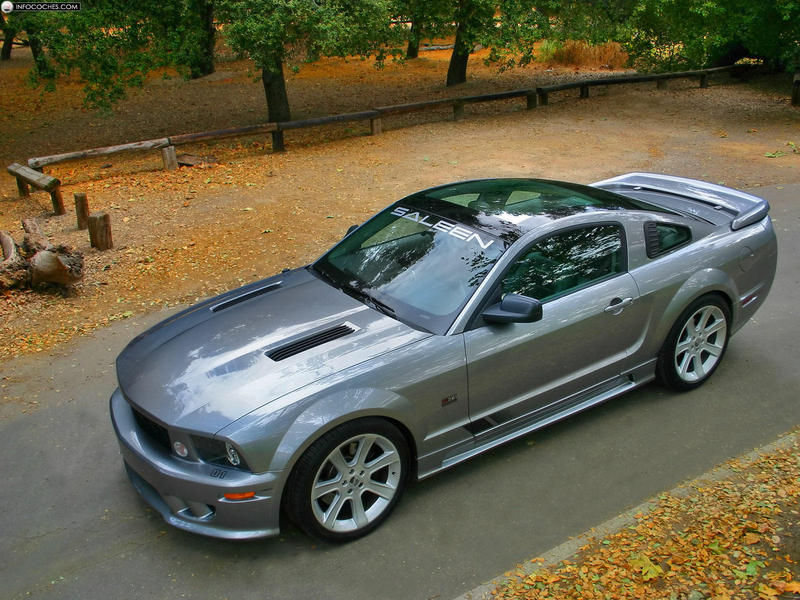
[644,222,691,258]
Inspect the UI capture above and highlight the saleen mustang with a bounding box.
[110,173,777,541]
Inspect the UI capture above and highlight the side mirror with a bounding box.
[482,293,543,324]
[344,224,359,238]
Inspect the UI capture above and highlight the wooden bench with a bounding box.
[6,162,65,215]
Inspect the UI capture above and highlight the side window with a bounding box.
[501,224,624,301]
[644,222,691,258]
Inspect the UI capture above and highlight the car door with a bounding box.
[462,223,649,431]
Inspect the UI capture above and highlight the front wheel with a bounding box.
[657,295,731,391]
[284,419,409,542]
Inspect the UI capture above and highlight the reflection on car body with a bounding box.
[110,173,777,541]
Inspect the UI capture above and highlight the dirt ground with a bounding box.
[0,46,799,361]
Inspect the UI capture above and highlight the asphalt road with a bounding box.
[2,184,798,600]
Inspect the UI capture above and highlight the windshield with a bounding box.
[311,203,504,334]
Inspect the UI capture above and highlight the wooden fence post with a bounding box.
[271,130,285,152]
[88,212,113,250]
[579,84,589,98]
[15,177,29,197]
[370,116,383,135]
[74,192,89,230]
[161,145,178,170]
[657,79,667,89]
[699,73,709,88]
[526,93,538,109]
[453,102,465,121]
[537,90,549,106]
[50,187,65,215]
[792,72,799,107]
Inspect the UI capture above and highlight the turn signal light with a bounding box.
[224,491,256,501]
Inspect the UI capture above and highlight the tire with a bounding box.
[656,295,731,391]
[284,418,409,542]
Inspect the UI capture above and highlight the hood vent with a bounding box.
[267,324,356,362]
[210,282,282,313]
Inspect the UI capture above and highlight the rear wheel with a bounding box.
[657,295,730,391]
[285,418,409,542]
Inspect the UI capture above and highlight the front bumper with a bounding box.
[110,388,283,540]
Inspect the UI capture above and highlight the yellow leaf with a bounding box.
[785,581,800,593]
[744,532,761,545]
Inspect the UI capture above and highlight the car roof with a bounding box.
[400,178,671,246]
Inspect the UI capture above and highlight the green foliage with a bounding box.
[26,1,217,109]
[216,0,397,71]
[621,0,800,72]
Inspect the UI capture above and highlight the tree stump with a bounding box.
[88,212,113,250]
[1,218,84,289]
[74,192,89,230]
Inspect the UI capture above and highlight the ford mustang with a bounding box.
[110,173,777,541]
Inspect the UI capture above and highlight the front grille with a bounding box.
[132,408,171,452]
[267,324,356,362]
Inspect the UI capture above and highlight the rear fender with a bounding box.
[656,268,737,347]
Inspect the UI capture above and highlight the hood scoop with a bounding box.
[267,323,357,362]
[210,282,282,313]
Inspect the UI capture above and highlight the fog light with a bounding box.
[173,441,188,457]
[225,441,241,466]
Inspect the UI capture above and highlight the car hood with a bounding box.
[116,268,430,433]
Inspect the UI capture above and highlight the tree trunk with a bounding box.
[792,72,799,107]
[188,0,215,78]
[446,22,470,86]
[25,23,52,77]
[1,14,15,61]
[406,20,420,59]
[261,57,291,123]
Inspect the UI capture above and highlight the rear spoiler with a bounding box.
[591,172,770,230]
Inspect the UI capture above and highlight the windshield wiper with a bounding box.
[341,283,396,318]
[309,264,341,290]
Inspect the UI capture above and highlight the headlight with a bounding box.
[225,442,241,467]
[191,435,251,471]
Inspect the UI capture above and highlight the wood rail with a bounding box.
[6,162,65,214]
[10,65,745,179]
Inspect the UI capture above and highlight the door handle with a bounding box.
[604,297,634,313]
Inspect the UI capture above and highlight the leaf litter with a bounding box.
[493,435,800,600]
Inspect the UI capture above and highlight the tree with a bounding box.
[620,0,800,72]
[391,0,451,59]
[444,0,547,86]
[216,0,397,146]
[1,13,18,61]
[23,1,218,109]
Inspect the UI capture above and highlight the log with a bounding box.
[27,137,171,169]
[74,192,89,230]
[88,212,113,250]
[21,217,51,254]
[6,162,60,191]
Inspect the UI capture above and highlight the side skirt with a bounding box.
[417,360,656,480]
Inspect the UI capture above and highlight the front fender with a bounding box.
[266,387,416,475]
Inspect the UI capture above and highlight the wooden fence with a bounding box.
[20,65,739,175]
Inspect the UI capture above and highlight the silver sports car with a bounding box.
[110,173,777,541]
